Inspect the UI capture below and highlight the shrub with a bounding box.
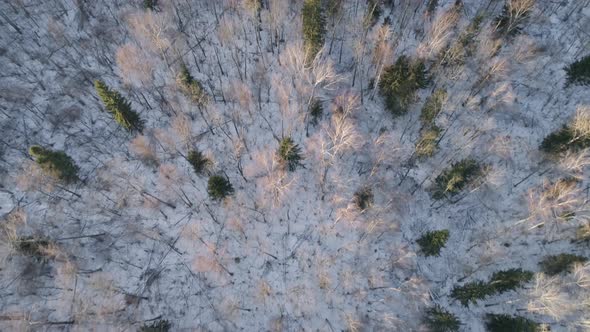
[420,89,447,126]
[302,0,326,62]
[140,319,171,332]
[208,175,234,200]
[451,281,494,306]
[417,230,449,256]
[416,126,441,159]
[379,56,429,116]
[95,80,144,132]
[29,146,79,183]
[277,137,303,172]
[177,64,209,107]
[353,186,374,211]
[485,314,539,332]
[187,149,210,175]
[540,253,587,276]
[565,54,590,86]
[423,305,460,332]
[309,98,323,125]
[489,268,533,293]
[432,159,483,200]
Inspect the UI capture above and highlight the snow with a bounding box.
[0,0,589,331]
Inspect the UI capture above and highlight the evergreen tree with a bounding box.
[489,269,533,293]
[94,80,144,133]
[432,159,482,200]
[423,305,460,332]
[565,54,590,86]
[540,125,575,155]
[451,281,494,306]
[277,137,303,172]
[187,149,211,175]
[540,253,587,276]
[417,230,449,256]
[485,314,539,332]
[144,0,157,11]
[420,89,447,126]
[379,56,429,116]
[416,126,442,159]
[309,98,323,125]
[29,145,79,183]
[207,175,234,200]
[353,186,374,210]
[364,0,382,27]
[140,319,171,332]
[177,64,209,107]
[494,2,532,38]
[302,0,326,62]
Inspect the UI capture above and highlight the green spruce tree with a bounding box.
[485,314,539,332]
[432,159,482,200]
[208,175,234,200]
[277,137,303,172]
[140,319,171,332]
[302,0,326,63]
[540,253,587,276]
[29,145,79,183]
[565,54,590,86]
[177,64,209,107]
[451,281,494,306]
[187,149,211,175]
[94,80,144,133]
[417,230,449,256]
[379,56,429,116]
[489,269,533,293]
[423,305,460,332]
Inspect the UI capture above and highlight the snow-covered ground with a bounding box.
[0,0,589,331]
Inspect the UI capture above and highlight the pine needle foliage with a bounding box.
[140,320,171,332]
[432,159,483,200]
[177,64,209,107]
[187,149,210,175]
[489,268,533,293]
[379,56,429,116]
[364,0,382,27]
[417,230,449,256]
[451,281,494,306]
[423,305,460,332]
[416,126,442,159]
[29,146,79,183]
[540,253,587,276]
[353,186,374,211]
[420,89,447,126]
[565,54,590,86]
[277,137,303,172]
[207,175,234,200]
[302,0,326,62]
[451,268,533,306]
[309,98,323,125]
[485,314,540,332]
[94,80,144,132]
